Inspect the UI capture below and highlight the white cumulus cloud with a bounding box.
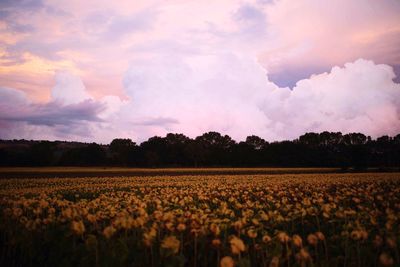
[116,55,400,142]
[1,56,399,143]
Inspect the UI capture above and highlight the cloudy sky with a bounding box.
[1,0,400,143]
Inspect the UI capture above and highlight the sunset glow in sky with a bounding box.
[1,0,400,143]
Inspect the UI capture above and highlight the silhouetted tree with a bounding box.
[343,133,367,145]
[183,140,205,167]
[299,132,320,147]
[165,133,190,166]
[195,132,235,165]
[245,135,267,150]
[140,136,167,167]
[28,141,55,166]
[59,143,106,166]
[1,131,399,168]
[110,138,137,166]
[231,141,254,166]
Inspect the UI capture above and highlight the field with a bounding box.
[0,172,399,267]
[0,167,344,179]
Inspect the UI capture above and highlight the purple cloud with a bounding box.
[101,9,156,41]
[0,88,105,127]
[132,117,179,127]
[0,0,44,10]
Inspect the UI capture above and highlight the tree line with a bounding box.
[0,131,399,169]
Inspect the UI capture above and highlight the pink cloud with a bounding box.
[0,0,399,142]
[260,0,400,86]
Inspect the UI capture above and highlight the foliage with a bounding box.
[0,131,400,168]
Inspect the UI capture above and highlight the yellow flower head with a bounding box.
[262,234,272,243]
[269,256,279,267]
[315,231,325,241]
[212,238,222,248]
[379,252,394,267]
[295,248,311,263]
[247,228,257,239]
[103,225,116,239]
[177,223,186,232]
[277,232,290,244]
[350,230,361,241]
[292,234,303,248]
[229,235,245,255]
[307,234,318,246]
[220,256,235,267]
[161,236,180,254]
[71,220,85,236]
[210,223,221,236]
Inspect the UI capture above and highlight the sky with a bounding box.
[0,0,400,143]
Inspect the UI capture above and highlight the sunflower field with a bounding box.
[0,173,399,267]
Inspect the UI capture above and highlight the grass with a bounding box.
[0,167,345,179]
